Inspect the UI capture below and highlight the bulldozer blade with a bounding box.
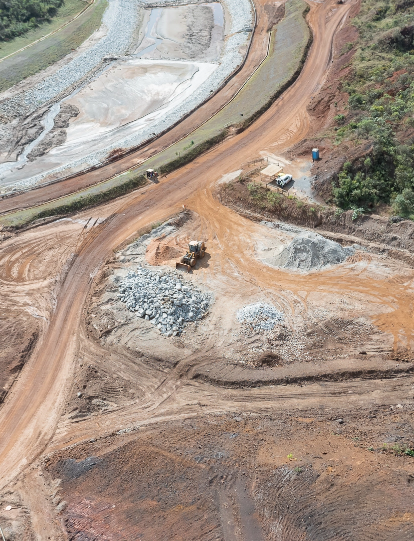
[176,262,191,272]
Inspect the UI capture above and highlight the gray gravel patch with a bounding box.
[271,232,355,272]
[261,220,306,234]
[118,267,212,336]
[237,302,284,331]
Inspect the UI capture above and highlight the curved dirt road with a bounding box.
[0,0,358,490]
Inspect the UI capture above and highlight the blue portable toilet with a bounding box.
[312,148,319,161]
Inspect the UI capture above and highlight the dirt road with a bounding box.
[0,0,361,492]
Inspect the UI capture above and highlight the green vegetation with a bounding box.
[0,0,64,41]
[383,443,414,456]
[1,173,147,228]
[0,0,87,60]
[0,0,106,92]
[333,0,414,216]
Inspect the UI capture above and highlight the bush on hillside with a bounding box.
[332,0,414,215]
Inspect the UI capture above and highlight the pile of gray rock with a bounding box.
[118,267,211,336]
[272,232,356,272]
[237,303,284,331]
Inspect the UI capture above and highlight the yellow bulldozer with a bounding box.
[176,241,206,272]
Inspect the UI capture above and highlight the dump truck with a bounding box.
[176,241,206,272]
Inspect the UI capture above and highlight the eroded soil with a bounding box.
[42,409,414,540]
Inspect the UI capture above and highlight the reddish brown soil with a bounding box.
[219,180,414,258]
[0,315,37,402]
[44,410,414,540]
[2,2,414,539]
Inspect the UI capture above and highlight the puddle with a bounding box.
[206,2,224,26]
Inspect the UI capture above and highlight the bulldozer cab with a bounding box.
[176,241,206,272]
[189,241,200,253]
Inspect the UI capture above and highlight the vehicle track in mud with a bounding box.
[3,1,412,527]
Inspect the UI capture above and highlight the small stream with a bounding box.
[0,8,165,183]
[133,8,163,58]
[0,103,62,179]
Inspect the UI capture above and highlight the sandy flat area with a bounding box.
[66,60,202,138]
[0,59,217,186]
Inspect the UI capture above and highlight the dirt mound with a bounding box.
[254,351,282,368]
[45,412,414,541]
[272,231,355,271]
[146,242,183,266]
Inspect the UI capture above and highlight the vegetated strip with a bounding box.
[0,0,311,230]
[328,0,414,217]
[0,0,95,63]
[219,179,414,264]
[0,0,107,93]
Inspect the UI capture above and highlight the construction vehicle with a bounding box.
[146,169,159,182]
[176,241,206,272]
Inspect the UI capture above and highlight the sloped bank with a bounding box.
[219,180,414,264]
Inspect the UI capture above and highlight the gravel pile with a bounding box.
[272,232,355,271]
[2,0,254,194]
[118,267,211,336]
[237,303,284,331]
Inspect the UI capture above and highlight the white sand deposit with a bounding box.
[0,0,254,194]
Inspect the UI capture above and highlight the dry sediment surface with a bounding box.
[0,0,254,193]
[40,410,414,540]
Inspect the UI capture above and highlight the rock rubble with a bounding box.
[272,232,356,271]
[237,303,284,331]
[118,267,212,336]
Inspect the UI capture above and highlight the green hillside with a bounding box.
[333,0,414,217]
[0,0,64,41]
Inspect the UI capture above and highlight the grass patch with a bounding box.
[159,131,228,176]
[0,0,107,93]
[0,0,65,42]
[0,0,88,59]
[2,173,147,228]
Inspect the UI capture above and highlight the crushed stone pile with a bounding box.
[237,303,284,331]
[272,232,355,271]
[118,267,211,336]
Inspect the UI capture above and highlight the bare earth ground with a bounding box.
[0,0,414,539]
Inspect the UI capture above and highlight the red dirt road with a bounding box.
[0,0,360,491]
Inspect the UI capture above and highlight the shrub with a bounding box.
[392,188,414,215]
[334,114,346,124]
[267,191,282,205]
